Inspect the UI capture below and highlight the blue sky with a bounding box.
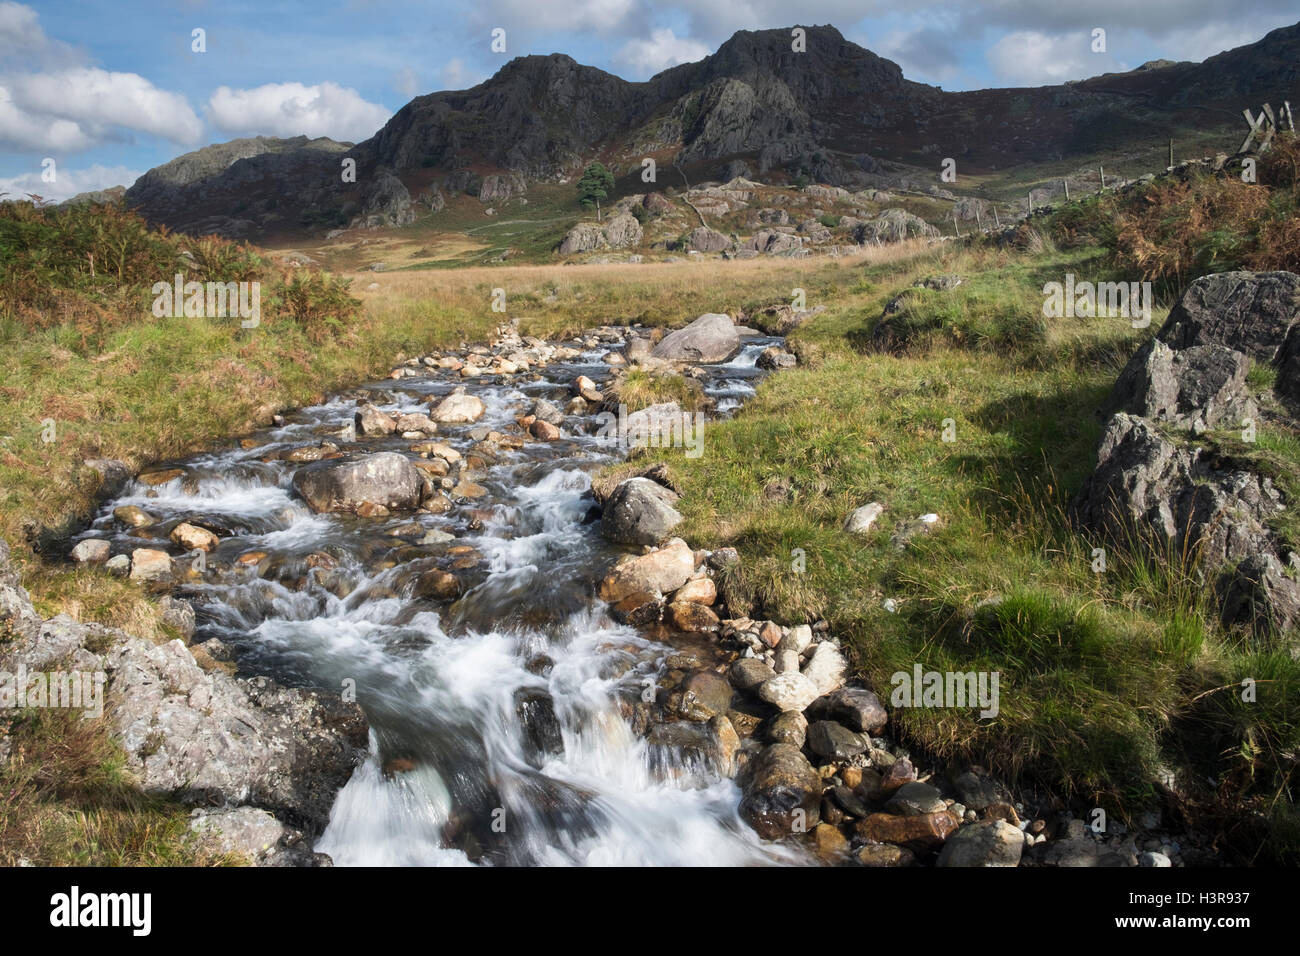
[3,0,1298,200]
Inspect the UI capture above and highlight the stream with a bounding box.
[78,326,810,866]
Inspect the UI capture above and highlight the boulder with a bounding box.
[1155,270,1300,364]
[292,452,423,514]
[171,522,219,553]
[1071,414,1281,568]
[603,211,643,249]
[685,226,732,253]
[650,314,740,363]
[597,538,695,603]
[601,477,683,546]
[558,223,608,255]
[1110,339,1255,432]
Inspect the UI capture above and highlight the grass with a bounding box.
[0,707,244,866]
[625,239,1299,861]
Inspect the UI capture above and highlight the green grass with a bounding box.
[628,240,1299,860]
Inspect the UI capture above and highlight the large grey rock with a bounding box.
[292,452,423,514]
[936,821,1024,867]
[601,477,683,546]
[1071,414,1282,568]
[1110,339,1255,432]
[685,226,732,252]
[650,313,740,363]
[0,551,368,839]
[558,223,608,254]
[602,211,643,249]
[1155,270,1300,364]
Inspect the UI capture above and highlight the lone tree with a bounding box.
[576,162,615,221]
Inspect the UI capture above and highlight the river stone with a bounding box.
[756,672,820,712]
[806,720,867,760]
[414,568,462,600]
[292,453,423,514]
[85,458,131,499]
[114,505,153,528]
[936,821,1024,867]
[531,398,565,425]
[666,601,720,633]
[601,477,683,546]
[355,402,397,435]
[160,596,196,640]
[597,538,695,603]
[807,687,888,734]
[189,806,322,866]
[673,577,716,605]
[856,810,961,850]
[738,743,822,840]
[766,711,808,747]
[393,412,438,435]
[801,642,847,694]
[729,658,776,692]
[171,522,219,553]
[856,843,913,867]
[430,388,486,423]
[71,539,110,564]
[515,689,564,767]
[130,548,174,582]
[885,781,947,816]
[676,669,734,721]
[650,313,740,363]
[778,624,813,654]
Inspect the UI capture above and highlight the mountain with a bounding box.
[124,23,1300,240]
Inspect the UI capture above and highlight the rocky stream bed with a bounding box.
[1,307,1227,866]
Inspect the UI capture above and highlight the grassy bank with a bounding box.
[648,238,1299,861]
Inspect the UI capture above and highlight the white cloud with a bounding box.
[0,0,78,68]
[617,28,710,76]
[988,30,1127,85]
[0,162,138,203]
[5,68,203,146]
[206,81,391,142]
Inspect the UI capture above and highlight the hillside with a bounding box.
[120,22,1300,247]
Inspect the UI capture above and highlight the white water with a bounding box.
[84,333,806,866]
